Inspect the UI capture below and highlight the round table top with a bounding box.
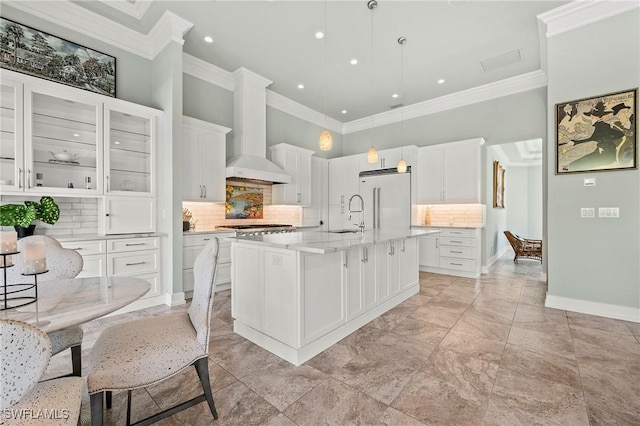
[1,276,150,333]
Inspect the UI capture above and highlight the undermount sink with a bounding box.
[328,229,358,234]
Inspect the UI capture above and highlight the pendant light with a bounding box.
[366,0,379,164]
[397,36,407,173]
[318,0,333,151]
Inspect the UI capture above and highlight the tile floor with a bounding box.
[45,252,640,425]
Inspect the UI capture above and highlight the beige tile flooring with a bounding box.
[45,253,640,425]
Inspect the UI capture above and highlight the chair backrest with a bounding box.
[504,231,522,249]
[1,235,83,286]
[0,319,52,410]
[188,238,219,351]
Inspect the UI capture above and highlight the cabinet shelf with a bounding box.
[33,111,96,129]
[34,160,96,171]
[109,146,151,156]
[33,135,97,148]
[110,168,150,176]
[110,127,150,138]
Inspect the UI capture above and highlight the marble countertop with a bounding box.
[228,229,439,254]
[53,232,165,242]
[412,224,484,229]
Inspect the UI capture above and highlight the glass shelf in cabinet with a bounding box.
[33,135,97,149]
[33,111,96,129]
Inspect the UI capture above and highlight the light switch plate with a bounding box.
[598,207,620,218]
[580,208,595,218]
[584,177,596,187]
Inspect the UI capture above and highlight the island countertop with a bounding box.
[227,228,438,254]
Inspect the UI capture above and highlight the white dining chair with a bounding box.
[87,238,220,425]
[0,319,83,425]
[1,235,84,377]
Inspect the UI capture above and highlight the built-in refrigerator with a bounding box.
[357,167,411,230]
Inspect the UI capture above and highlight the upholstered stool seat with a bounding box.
[87,312,206,393]
[48,326,84,356]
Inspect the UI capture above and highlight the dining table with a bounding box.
[0,276,150,333]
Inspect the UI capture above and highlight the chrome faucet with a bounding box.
[348,194,365,233]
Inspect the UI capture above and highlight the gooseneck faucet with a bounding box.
[348,194,365,233]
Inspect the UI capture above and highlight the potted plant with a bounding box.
[0,196,60,238]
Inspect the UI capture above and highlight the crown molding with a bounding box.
[343,70,548,134]
[147,11,194,57]
[538,0,639,38]
[232,67,273,90]
[4,0,152,58]
[183,54,235,91]
[266,91,344,134]
[99,0,154,20]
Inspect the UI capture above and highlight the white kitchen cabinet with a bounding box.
[60,240,107,278]
[328,155,360,230]
[419,234,440,268]
[398,237,419,291]
[269,143,314,206]
[344,244,376,321]
[418,227,481,278]
[0,76,24,193]
[98,196,156,235]
[302,156,328,228]
[359,147,402,171]
[417,138,483,204]
[182,232,234,293]
[182,116,230,202]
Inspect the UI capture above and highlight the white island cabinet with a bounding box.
[230,229,431,365]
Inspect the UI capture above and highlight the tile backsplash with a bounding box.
[417,204,485,227]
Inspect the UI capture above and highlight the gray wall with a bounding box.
[528,165,543,239]
[484,146,508,264]
[1,5,153,107]
[547,9,640,309]
[505,166,530,238]
[342,88,548,153]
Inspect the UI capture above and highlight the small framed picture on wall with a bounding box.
[493,161,505,209]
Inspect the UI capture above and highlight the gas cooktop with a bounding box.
[218,224,293,230]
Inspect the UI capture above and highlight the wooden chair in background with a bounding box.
[504,231,542,263]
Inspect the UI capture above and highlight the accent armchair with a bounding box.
[504,231,542,262]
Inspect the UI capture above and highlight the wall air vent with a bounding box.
[480,49,522,72]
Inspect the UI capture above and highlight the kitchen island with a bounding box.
[229,229,437,365]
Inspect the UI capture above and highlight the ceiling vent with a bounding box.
[480,49,522,72]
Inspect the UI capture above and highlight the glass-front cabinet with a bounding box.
[104,103,156,197]
[0,76,24,193]
[24,84,103,195]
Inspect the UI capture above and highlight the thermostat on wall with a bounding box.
[583,177,596,187]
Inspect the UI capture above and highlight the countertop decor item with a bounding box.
[0,196,60,238]
[0,17,116,97]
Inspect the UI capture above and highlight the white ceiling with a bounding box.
[84,0,568,124]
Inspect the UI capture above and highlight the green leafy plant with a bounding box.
[0,196,60,227]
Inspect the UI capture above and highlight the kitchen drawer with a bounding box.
[136,272,161,299]
[183,269,194,293]
[183,233,224,247]
[439,257,474,271]
[439,229,475,238]
[60,240,106,256]
[439,237,474,248]
[108,237,159,253]
[76,254,107,278]
[108,250,159,276]
[182,245,202,269]
[439,246,473,259]
[218,241,231,264]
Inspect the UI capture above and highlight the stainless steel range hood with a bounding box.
[226,68,291,184]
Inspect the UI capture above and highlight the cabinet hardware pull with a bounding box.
[450,240,462,243]
[402,240,406,252]
[27,169,32,189]
[125,243,146,246]
[344,252,348,268]
[106,175,110,192]
[451,263,462,266]
[203,238,211,241]
[18,168,23,189]
[203,185,206,198]
[451,251,462,254]
[72,248,83,251]
[105,213,110,217]
[125,261,146,266]
[436,238,438,248]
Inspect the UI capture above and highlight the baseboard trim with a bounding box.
[545,294,640,323]
[166,292,187,307]
[483,246,511,274]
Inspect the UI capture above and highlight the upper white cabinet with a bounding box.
[359,147,400,171]
[328,155,360,230]
[417,138,483,204]
[269,143,314,206]
[302,156,328,228]
[182,116,230,202]
[0,76,24,193]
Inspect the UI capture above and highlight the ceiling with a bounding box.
[81,0,567,125]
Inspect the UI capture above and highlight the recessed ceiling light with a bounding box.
[437,78,445,84]
[114,141,121,145]
[392,93,399,98]
[341,110,347,114]
[350,59,358,65]
[73,133,80,137]
[204,36,213,43]
[297,84,304,89]
[315,31,324,39]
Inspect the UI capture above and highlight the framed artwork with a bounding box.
[493,161,505,209]
[556,88,636,174]
[0,17,116,97]
[225,185,264,219]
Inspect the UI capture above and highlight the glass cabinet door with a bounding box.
[0,78,24,193]
[25,85,102,194]
[104,104,155,196]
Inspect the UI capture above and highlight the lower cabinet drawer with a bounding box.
[439,237,474,247]
[439,257,474,271]
[439,246,473,259]
[60,240,106,256]
[108,237,159,253]
[108,250,159,276]
[136,272,161,299]
[76,254,107,278]
[183,269,194,293]
[215,262,231,285]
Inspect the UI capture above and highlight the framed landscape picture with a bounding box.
[493,161,505,209]
[0,17,116,97]
[556,88,636,174]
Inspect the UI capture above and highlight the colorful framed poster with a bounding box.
[225,185,264,219]
[556,89,636,174]
[0,17,116,97]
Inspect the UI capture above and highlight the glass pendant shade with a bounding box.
[367,146,379,163]
[319,129,333,151]
[397,158,407,173]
